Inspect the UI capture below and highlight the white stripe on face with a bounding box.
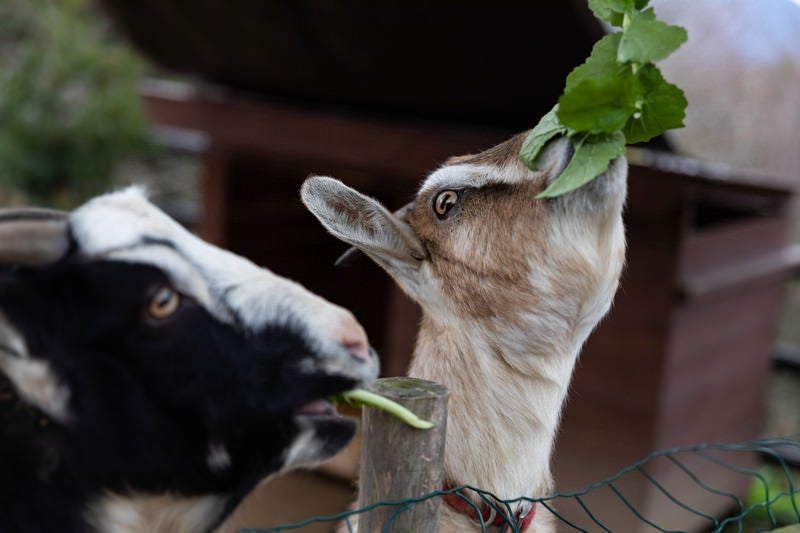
[419,164,497,195]
[419,162,537,197]
[0,313,71,423]
[419,136,574,197]
[68,187,368,366]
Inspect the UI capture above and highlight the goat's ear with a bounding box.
[301,177,427,267]
[0,209,70,265]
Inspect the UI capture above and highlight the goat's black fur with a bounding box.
[0,260,361,533]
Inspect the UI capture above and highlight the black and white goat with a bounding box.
[0,187,378,533]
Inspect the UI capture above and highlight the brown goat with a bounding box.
[302,133,627,532]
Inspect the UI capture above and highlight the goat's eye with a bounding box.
[433,190,459,219]
[147,287,180,319]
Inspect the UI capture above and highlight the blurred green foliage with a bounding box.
[743,464,800,527]
[0,0,151,207]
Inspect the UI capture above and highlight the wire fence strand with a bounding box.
[240,435,800,533]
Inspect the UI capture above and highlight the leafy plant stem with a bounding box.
[519,0,688,196]
[332,389,435,430]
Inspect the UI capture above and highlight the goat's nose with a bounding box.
[337,312,371,362]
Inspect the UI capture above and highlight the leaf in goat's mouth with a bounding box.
[330,389,435,430]
[519,0,688,198]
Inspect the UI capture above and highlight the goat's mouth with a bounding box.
[292,386,359,430]
[286,344,378,460]
[291,344,379,423]
[288,396,359,468]
[296,398,340,418]
[259,372,367,471]
[571,154,627,202]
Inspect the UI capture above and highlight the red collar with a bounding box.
[441,483,536,531]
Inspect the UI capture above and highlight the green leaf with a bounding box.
[519,105,569,169]
[563,33,624,92]
[588,0,635,25]
[536,132,626,199]
[603,0,636,10]
[618,8,688,63]
[558,72,639,133]
[518,0,687,198]
[623,64,687,144]
[558,34,636,132]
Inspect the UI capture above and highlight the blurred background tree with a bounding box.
[0,0,152,208]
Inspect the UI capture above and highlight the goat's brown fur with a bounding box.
[302,133,627,532]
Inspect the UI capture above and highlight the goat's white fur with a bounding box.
[0,312,71,423]
[206,443,232,473]
[86,492,226,533]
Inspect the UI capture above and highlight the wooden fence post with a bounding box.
[356,377,449,533]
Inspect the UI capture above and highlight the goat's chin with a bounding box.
[284,411,359,470]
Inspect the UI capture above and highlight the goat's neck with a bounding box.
[408,313,582,501]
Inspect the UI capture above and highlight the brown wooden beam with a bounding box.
[141,79,511,180]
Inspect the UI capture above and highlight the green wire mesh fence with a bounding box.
[240,435,799,533]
